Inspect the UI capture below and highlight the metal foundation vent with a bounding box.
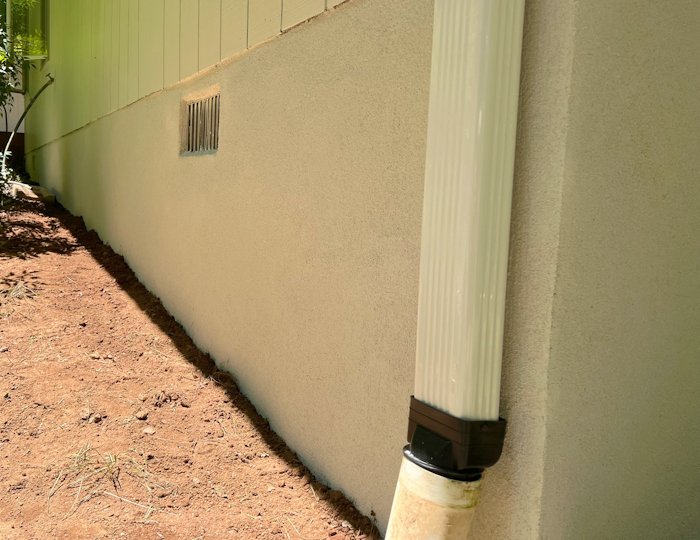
[182,93,220,154]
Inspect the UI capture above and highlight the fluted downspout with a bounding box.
[386,1,525,537]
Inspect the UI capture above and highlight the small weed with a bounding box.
[47,444,177,520]
[2,280,36,300]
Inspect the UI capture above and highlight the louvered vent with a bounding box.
[182,94,220,154]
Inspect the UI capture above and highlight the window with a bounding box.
[1,0,48,60]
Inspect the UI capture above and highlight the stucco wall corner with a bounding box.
[468,0,578,538]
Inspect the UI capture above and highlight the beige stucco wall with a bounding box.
[27,0,433,531]
[538,1,700,538]
[475,0,700,538]
[477,1,699,538]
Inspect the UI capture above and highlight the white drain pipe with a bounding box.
[386,1,525,538]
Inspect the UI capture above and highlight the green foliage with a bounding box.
[0,14,21,114]
[12,0,38,8]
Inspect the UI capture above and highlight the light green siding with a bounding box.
[283,0,325,30]
[118,0,129,108]
[138,0,164,97]
[179,0,199,79]
[26,0,347,151]
[98,0,110,116]
[163,0,181,87]
[248,0,282,46]
[221,0,248,58]
[198,0,221,70]
[110,0,121,110]
[127,0,139,103]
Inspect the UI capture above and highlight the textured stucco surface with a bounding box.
[539,1,700,538]
[27,0,433,530]
[477,1,700,537]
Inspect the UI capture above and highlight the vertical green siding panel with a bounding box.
[180,0,199,79]
[100,0,109,113]
[118,0,129,108]
[88,0,100,122]
[127,0,139,103]
[85,0,96,122]
[110,0,121,111]
[282,0,324,30]
[70,0,80,130]
[163,0,181,87]
[75,0,90,129]
[138,0,164,97]
[56,2,67,125]
[221,0,247,59]
[248,0,281,47]
[98,0,109,117]
[199,0,221,70]
[68,0,85,131]
[25,68,42,147]
[50,1,67,141]
[64,0,83,132]
[85,0,102,122]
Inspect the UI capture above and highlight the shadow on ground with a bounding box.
[0,198,79,259]
[4,197,381,537]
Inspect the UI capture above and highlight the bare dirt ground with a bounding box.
[0,198,380,540]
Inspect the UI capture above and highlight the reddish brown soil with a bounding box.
[0,199,380,540]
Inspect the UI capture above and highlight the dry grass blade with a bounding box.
[3,280,37,300]
[46,444,177,519]
[102,491,153,512]
[286,516,303,538]
[48,443,90,499]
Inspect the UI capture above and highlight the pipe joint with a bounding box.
[405,397,507,481]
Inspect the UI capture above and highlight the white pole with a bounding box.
[387,0,525,537]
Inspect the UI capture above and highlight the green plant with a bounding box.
[0,3,51,192]
[0,14,21,192]
[0,14,21,119]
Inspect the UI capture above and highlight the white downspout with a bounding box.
[386,1,525,538]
